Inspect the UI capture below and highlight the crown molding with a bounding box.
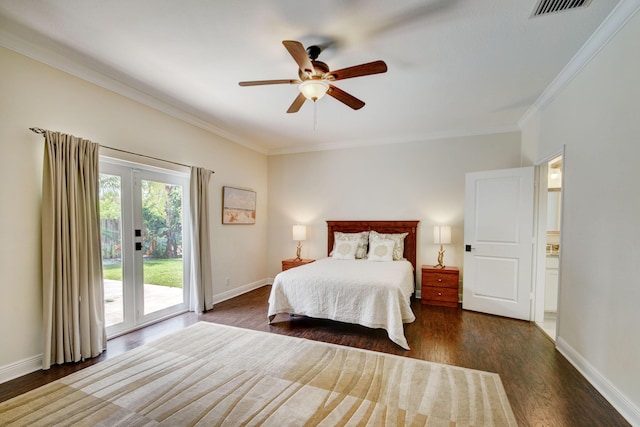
[0,18,267,155]
[518,0,640,128]
[5,2,635,157]
[267,125,520,156]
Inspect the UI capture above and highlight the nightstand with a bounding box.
[282,258,314,271]
[421,265,459,308]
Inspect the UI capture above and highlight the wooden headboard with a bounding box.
[327,220,420,273]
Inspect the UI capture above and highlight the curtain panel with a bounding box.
[190,167,214,313]
[41,131,106,369]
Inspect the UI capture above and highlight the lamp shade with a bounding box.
[292,225,307,241]
[434,225,451,245]
[299,79,329,101]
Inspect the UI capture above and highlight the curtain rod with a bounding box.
[29,127,212,172]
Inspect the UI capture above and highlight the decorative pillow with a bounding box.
[331,239,359,260]
[369,230,408,260]
[367,239,395,262]
[332,231,370,259]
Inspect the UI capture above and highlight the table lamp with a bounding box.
[434,225,451,268]
[292,225,307,261]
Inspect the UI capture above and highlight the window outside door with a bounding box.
[99,160,190,337]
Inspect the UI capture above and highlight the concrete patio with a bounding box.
[104,279,183,326]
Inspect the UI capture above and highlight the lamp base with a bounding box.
[434,245,446,269]
[295,242,302,261]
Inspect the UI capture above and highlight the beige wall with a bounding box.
[5,9,638,418]
[0,47,269,374]
[521,10,640,420]
[267,133,522,282]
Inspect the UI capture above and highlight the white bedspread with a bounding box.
[268,258,416,349]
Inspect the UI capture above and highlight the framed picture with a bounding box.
[222,186,256,224]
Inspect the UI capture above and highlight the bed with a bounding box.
[268,220,419,350]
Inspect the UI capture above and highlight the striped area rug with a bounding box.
[0,322,517,426]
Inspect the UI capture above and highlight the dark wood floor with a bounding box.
[0,285,629,426]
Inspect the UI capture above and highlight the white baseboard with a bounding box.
[212,278,270,305]
[556,337,640,426]
[0,354,42,385]
[1,280,273,385]
[4,292,637,427]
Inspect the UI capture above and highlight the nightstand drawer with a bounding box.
[421,265,459,307]
[422,287,458,307]
[282,258,314,271]
[422,272,458,288]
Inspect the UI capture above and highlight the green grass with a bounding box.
[103,258,183,288]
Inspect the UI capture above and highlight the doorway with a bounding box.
[99,159,190,337]
[535,154,563,340]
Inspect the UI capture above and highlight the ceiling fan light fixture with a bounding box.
[299,79,329,101]
[240,40,386,112]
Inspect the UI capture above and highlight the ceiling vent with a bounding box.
[531,0,592,17]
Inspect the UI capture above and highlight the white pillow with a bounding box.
[331,231,370,259]
[331,239,359,260]
[370,230,408,260]
[367,239,395,262]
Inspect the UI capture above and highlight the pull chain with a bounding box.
[313,101,318,131]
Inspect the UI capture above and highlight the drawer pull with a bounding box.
[438,278,442,282]
[438,292,442,296]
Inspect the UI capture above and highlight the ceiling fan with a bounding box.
[239,40,387,113]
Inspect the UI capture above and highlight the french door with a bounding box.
[99,160,190,337]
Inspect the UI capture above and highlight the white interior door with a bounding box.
[463,167,535,320]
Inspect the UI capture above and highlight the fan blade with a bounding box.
[287,93,306,113]
[327,85,365,110]
[239,79,299,86]
[283,40,314,76]
[329,60,388,81]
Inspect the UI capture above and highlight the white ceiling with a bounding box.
[0,0,622,154]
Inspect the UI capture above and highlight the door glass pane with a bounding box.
[99,173,124,327]
[141,179,184,315]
